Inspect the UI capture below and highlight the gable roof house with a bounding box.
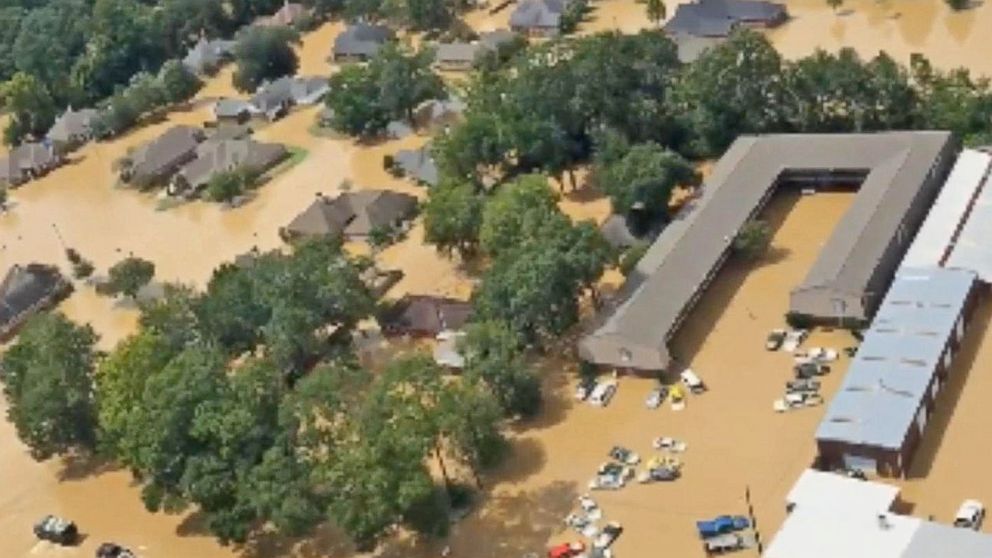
[0,264,72,342]
[46,107,99,148]
[258,1,309,27]
[281,190,418,241]
[433,42,484,71]
[392,144,439,187]
[331,23,395,62]
[510,0,571,37]
[249,76,330,121]
[213,99,255,123]
[0,142,65,187]
[664,0,787,38]
[380,295,473,337]
[118,125,205,189]
[182,36,236,75]
[170,138,288,195]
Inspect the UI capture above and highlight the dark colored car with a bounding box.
[97,543,137,558]
[33,515,78,545]
[794,362,830,379]
[696,515,750,539]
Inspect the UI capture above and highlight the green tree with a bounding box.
[945,0,968,10]
[1,71,56,145]
[478,175,559,258]
[645,0,666,26]
[671,29,786,156]
[232,26,300,93]
[459,320,541,417]
[158,59,201,103]
[423,178,484,258]
[734,219,771,260]
[596,142,697,220]
[0,313,99,459]
[205,168,257,203]
[0,7,25,83]
[105,256,156,298]
[826,0,843,11]
[438,377,506,487]
[911,54,992,145]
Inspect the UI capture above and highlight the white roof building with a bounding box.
[766,470,992,558]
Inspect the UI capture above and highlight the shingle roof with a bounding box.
[0,142,61,184]
[0,264,68,334]
[816,266,975,450]
[393,144,439,186]
[46,107,99,144]
[125,126,204,182]
[182,37,235,74]
[333,23,394,58]
[579,131,954,371]
[177,138,288,189]
[284,190,418,239]
[434,42,482,64]
[214,98,254,119]
[664,0,786,37]
[479,29,518,49]
[382,295,473,335]
[510,0,570,30]
[250,76,330,112]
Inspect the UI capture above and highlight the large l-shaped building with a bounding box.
[579,131,958,372]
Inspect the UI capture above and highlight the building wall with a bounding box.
[816,275,979,478]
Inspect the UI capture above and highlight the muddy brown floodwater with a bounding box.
[3,3,992,556]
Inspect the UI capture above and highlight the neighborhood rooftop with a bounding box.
[579,131,955,371]
[664,0,787,37]
[767,470,992,558]
[816,266,976,453]
[332,23,394,60]
[282,190,418,239]
[46,107,99,145]
[510,0,571,33]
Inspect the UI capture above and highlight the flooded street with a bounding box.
[3,2,992,556]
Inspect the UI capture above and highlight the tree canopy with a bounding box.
[232,25,300,93]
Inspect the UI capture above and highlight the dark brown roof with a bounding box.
[381,295,473,335]
[284,190,418,239]
[125,126,204,182]
[177,138,287,189]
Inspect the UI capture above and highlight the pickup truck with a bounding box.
[703,532,755,555]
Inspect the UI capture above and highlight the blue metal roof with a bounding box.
[816,266,976,450]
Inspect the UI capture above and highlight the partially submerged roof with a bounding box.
[579,131,954,371]
[434,42,482,64]
[125,126,203,180]
[510,0,570,30]
[333,23,394,58]
[0,142,61,184]
[182,37,235,74]
[285,190,418,239]
[816,266,976,450]
[901,149,992,270]
[786,469,899,514]
[0,264,67,331]
[664,0,786,37]
[251,76,330,111]
[382,295,473,335]
[393,144,439,186]
[46,107,99,143]
[177,138,287,189]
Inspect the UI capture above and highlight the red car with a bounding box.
[548,541,586,558]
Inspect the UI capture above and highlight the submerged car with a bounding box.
[794,362,830,379]
[609,446,641,465]
[696,515,750,539]
[766,329,786,351]
[954,500,986,530]
[96,543,137,558]
[33,515,78,545]
[645,385,668,409]
[547,541,585,558]
[575,378,598,401]
[786,379,821,393]
[594,522,623,549]
[774,391,824,412]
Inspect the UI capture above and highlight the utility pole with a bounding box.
[745,485,764,554]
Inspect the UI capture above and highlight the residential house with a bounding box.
[331,23,395,62]
[380,295,473,337]
[182,36,236,75]
[433,30,518,71]
[46,107,99,149]
[170,137,288,195]
[664,0,787,38]
[213,99,254,123]
[413,97,465,130]
[118,125,205,189]
[250,75,330,121]
[510,0,571,37]
[281,190,418,241]
[0,264,72,342]
[0,142,65,187]
[258,1,309,27]
[392,143,438,187]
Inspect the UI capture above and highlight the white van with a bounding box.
[680,369,706,394]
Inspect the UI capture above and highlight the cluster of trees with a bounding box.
[205,167,263,203]
[89,61,201,140]
[232,25,301,93]
[325,43,445,136]
[0,238,523,549]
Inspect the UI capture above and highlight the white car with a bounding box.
[652,437,688,453]
[680,369,706,394]
[804,347,839,363]
[782,329,809,352]
[589,381,618,407]
[954,500,985,530]
[774,392,824,412]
